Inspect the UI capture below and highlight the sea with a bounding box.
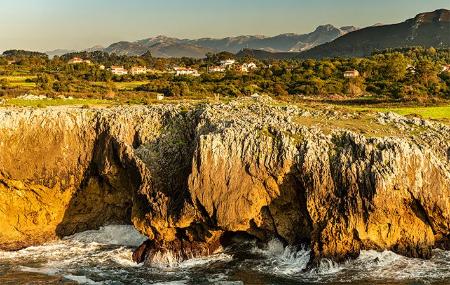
[0,225,449,285]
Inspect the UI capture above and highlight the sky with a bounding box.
[1,0,450,52]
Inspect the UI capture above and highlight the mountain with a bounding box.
[45,49,76,58]
[83,45,105,52]
[98,25,358,58]
[188,25,357,53]
[299,9,450,58]
[236,49,300,60]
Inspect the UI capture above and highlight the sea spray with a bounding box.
[0,227,449,284]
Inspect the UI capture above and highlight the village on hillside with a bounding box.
[68,57,258,77]
[1,47,450,105]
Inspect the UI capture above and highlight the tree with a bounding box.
[382,53,408,81]
[415,59,440,87]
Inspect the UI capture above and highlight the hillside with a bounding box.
[299,9,450,58]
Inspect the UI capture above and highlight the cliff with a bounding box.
[0,98,448,265]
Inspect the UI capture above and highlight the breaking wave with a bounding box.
[0,226,449,284]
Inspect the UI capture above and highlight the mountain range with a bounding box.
[68,25,358,58]
[44,9,450,60]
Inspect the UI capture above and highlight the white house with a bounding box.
[406,64,416,74]
[220,59,236,68]
[174,67,200,76]
[344,70,360,78]
[68,57,91,65]
[237,64,249,73]
[441,65,450,73]
[111,66,128,75]
[209,66,225,73]
[130,66,147,75]
[243,62,257,70]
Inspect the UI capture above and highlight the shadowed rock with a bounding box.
[0,98,448,265]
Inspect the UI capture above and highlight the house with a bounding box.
[441,65,450,73]
[130,66,147,75]
[236,64,248,73]
[242,62,257,71]
[111,66,128,75]
[99,65,106,70]
[406,64,416,74]
[7,60,16,65]
[234,64,254,73]
[251,93,260,99]
[68,57,91,65]
[220,59,236,68]
[209,66,225,73]
[174,67,200,76]
[344,70,360,78]
[156,94,165,101]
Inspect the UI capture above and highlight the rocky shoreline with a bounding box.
[0,97,449,266]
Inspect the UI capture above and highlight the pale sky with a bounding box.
[1,0,449,52]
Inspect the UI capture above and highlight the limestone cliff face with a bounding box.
[0,99,448,265]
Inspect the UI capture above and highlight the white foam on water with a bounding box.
[63,274,101,284]
[18,265,60,275]
[148,249,233,270]
[65,225,148,247]
[152,281,188,285]
[178,253,233,268]
[1,229,449,284]
[252,239,311,275]
[0,225,153,283]
[249,239,450,283]
[337,249,450,282]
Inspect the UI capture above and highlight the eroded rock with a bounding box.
[0,99,448,265]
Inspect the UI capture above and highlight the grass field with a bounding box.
[91,81,148,91]
[114,81,148,90]
[0,75,37,88]
[352,105,450,121]
[3,98,113,107]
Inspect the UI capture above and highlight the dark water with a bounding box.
[0,225,449,285]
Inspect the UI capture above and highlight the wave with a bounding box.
[65,224,148,247]
[250,239,450,283]
[0,227,449,284]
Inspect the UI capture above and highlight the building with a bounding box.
[7,60,16,65]
[406,64,416,74]
[68,57,91,65]
[174,67,200,76]
[209,66,225,73]
[441,65,450,73]
[130,66,148,75]
[111,66,128,75]
[234,64,255,73]
[251,93,260,99]
[344,70,360,78]
[220,59,236,68]
[99,65,106,70]
[235,64,248,73]
[243,62,257,71]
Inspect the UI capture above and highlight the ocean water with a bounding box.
[0,225,449,285]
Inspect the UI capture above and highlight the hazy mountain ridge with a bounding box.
[92,25,357,58]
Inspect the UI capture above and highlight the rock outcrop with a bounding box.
[0,98,448,265]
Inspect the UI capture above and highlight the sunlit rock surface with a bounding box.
[0,98,448,264]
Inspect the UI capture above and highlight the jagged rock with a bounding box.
[0,100,448,266]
